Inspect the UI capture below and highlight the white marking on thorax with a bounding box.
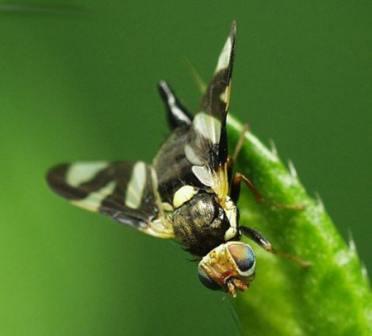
[173,185,198,208]
[223,197,238,241]
[193,112,221,144]
[125,161,146,209]
[72,181,116,211]
[67,161,108,187]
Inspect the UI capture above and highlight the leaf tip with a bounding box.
[269,139,278,157]
[288,160,298,179]
[347,233,357,254]
[361,263,370,284]
[314,192,325,210]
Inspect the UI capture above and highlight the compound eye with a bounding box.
[227,242,256,273]
[197,266,221,290]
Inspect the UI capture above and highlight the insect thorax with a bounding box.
[172,191,233,256]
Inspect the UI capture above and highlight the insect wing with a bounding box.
[200,21,236,137]
[46,161,174,238]
[186,22,237,199]
[158,80,192,130]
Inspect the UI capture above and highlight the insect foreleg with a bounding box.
[240,226,272,251]
[240,226,311,268]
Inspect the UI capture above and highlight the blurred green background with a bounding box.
[0,1,370,335]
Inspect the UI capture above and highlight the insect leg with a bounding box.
[227,124,250,183]
[230,172,263,204]
[157,80,192,129]
[240,226,272,250]
[232,123,250,162]
[240,226,311,268]
[231,172,304,210]
[229,125,304,210]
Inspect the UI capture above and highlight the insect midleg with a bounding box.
[240,226,311,268]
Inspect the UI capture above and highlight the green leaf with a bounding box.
[227,115,372,336]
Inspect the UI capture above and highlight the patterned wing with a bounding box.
[46,161,174,238]
[158,80,192,130]
[186,21,237,201]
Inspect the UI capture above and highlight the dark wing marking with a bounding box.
[46,161,174,238]
[201,21,236,115]
[153,127,205,203]
[187,22,237,200]
[158,80,192,129]
[153,22,237,204]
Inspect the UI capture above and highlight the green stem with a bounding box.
[227,115,371,336]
